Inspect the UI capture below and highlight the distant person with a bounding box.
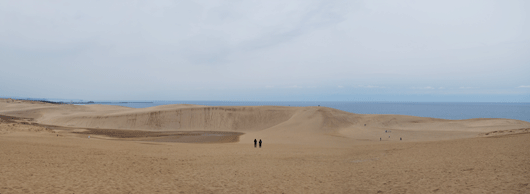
[259,139,262,148]
[254,139,257,148]
[380,137,381,141]
[385,130,387,133]
[400,137,402,141]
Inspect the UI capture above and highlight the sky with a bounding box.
[1,0,529,102]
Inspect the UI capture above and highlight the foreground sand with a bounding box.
[1,130,529,193]
[1,99,529,193]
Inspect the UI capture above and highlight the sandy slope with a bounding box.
[1,99,530,193]
[1,98,528,144]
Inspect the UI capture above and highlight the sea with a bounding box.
[83,101,530,123]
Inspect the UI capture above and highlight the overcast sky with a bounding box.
[1,0,529,101]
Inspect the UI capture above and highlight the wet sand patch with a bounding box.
[70,128,243,143]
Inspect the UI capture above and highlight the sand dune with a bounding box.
[2,99,530,193]
[1,98,528,144]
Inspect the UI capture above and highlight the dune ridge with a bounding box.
[1,98,529,144]
[39,106,297,132]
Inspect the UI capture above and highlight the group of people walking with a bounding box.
[254,139,262,148]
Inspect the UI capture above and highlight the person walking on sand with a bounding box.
[254,139,257,148]
[259,139,262,148]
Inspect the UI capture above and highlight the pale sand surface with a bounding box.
[1,98,530,193]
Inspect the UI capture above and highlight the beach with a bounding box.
[1,98,529,193]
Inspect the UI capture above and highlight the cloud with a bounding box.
[0,0,529,101]
[411,86,434,90]
[355,85,386,89]
[517,85,530,88]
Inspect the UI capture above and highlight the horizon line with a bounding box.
[2,97,529,104]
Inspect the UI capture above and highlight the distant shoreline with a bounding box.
[1,98,528,122]
[69,101,154,104]
[0,98,153,105]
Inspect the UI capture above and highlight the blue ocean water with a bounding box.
[87,101,530,122]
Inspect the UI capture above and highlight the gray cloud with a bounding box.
[0,0,529,101]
